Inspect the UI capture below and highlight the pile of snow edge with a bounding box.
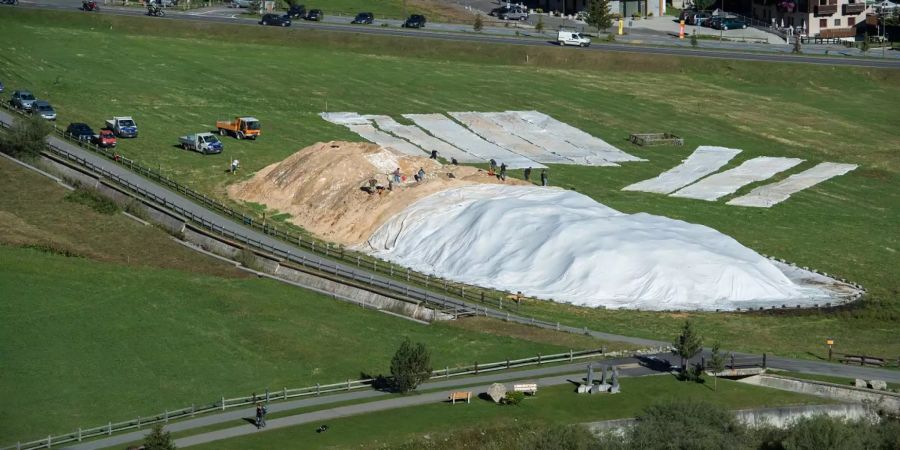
[362,185,830,311]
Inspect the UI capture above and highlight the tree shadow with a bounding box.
[359,372,393,392]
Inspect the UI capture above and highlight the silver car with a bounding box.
[11,90,36,111]
[498,7,528,20]
[32,100,57,121]
[230,0,251,7]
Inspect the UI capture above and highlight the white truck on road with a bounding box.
[178,132,223,154]
[105,116,138,138]
[557,30,591,47]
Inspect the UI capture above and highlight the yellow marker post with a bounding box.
[826,338,834,361]
[679,20,685,39]
[618,18,624,36]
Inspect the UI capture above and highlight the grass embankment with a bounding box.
[191,376,829,449]
[0,158,607,442]
[0,11,897,357]
[772,371,900,391]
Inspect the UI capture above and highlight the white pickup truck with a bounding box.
[178,133,223,154]
[105,116,138,138]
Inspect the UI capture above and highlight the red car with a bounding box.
[94,129,117,147]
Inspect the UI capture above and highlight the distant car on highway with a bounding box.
[65,122,95,142]
[229,0,251,7]
[497,6,528,20]
[304,9,322,21]
[260,13,291,26]
[11,90,36,112]
[557,30,591,47]
[31,100,56,121]
[402,14,426,28]
[351,12,374,24]
[287,3,305,18]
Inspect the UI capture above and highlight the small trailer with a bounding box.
[629,133,684,147]
[179,132,223,154]
[216,116,261,140]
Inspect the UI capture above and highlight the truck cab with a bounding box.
[216,116,261,140]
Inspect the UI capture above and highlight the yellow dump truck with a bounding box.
[216,116,261,140]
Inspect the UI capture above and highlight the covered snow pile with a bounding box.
[362,184,833,311]
[227,141,525,246]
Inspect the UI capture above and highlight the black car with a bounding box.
[402,14,426,28]
[259,13,291,26]
[286,3,305,18]
[66,122,95,141]
[351,12,373,24]
[304,8,322,21]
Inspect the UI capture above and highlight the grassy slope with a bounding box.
[0,159,602,441]
[0,11,897,358]
[192,377,828,449]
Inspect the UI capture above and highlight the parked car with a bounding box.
[557,30,590,47]
[688,12,711,26]
[717,17,747,30]
[10,90,37,112]
[31,100,56,121]
[304,9,322,21]
[351,12,374,24]
[704,16,722,28]
[498,6,528,21]
[402,14,426,28]
[93,129,117,147]
[229,0,251,7]
[286,3,305,18]
[678,8,697,21]
[66,122,95,142]
[259,13,291,26]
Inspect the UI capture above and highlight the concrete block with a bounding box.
[868,380,887,391]
[855,378,868,388]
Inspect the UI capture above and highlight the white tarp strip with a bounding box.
[346,124,428,157]
[727,162,858,208]
[449,112,568,165]
[320,112,426,156]
[671,156,805,201]
[481,112,618,166]
[622,146,742,194]
[319,112,370,126]
[364,115,477,163]
[403,113,541,169]
[512,110,644,162]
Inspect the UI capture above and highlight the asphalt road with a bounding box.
[8,1,900,69]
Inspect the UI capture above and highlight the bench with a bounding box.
[513,383,538,395]
[449,391,471,404]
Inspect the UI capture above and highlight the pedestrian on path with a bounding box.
[499,163,507,181]
[540,169,548,186]
[260,403,268,428]
[523,166,532,182]
[255,403,263,429]
[231,159,240,175]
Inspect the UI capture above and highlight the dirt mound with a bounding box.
[228,141,526,246]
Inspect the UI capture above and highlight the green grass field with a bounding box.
[191,376,829,449]
[0,157,620,442]
[0,6,897,398]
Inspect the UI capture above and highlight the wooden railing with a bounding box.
[815,4,838,15]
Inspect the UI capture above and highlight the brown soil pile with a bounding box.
[228,141,526,246]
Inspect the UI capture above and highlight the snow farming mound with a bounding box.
[362,184,848,311]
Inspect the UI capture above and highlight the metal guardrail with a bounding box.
[1,348,611,449]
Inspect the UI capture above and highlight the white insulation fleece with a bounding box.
[363,185,829,311]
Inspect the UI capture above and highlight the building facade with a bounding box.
[750,0,870,38]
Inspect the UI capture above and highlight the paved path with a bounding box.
[61,355,662,449]
[9,1,900,68]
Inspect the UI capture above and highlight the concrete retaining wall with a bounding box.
[31,152,449,323]
[739,375,900,413]
[585,403,874,436]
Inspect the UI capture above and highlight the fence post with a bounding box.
[347,379,351,391]
[569,349,573,362]
[283,387,287,399]
[78,427,82,441]
[505,312,509,321]
[506,359,510,369]
[357,256,360,267]
[48,435,52,447]
[138,416,141,429]
[425,274,429,287]
[475,361,479,374]
[222,396,225,411]
[390,265,393,276]
[406,268,410,281]
[374,260,377,272]
[446,366,449,378]
[499,296,503,309]
[192,404,195,417]
[556,322,560,331]
[316,383,321,396]
[311,241,315,253]
[538,353,542,365]
[325,244,329,257]
[108,421,112,435]
[165,409,168,423]
[762,353,767,369]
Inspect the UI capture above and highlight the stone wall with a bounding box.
[739,374,900,413]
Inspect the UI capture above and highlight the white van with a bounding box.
[557,30,591,47]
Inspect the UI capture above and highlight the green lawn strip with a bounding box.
[1,10,897,368]
[0,246,589,442]
[771,370,900,391]
[190,376,831,449]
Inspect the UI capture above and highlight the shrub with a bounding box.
[0,115,52,160]
[502,391,525,405]
[535,15,544,33]
[629,399,747,449]
[473,14,483,32]
[65,187,120,215]
[781,415,866,450]
[143,424,176,450]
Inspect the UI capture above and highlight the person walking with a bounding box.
[451,157,458,166]
[392,167,401,183]
[260,403,268,428]
[430,150,438,160]
[540,169,548,186]
[523,166,532,182]
[231,159,240,175]
[489,159,497,173]
[499,163,507,181]
[255,404,263,429]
